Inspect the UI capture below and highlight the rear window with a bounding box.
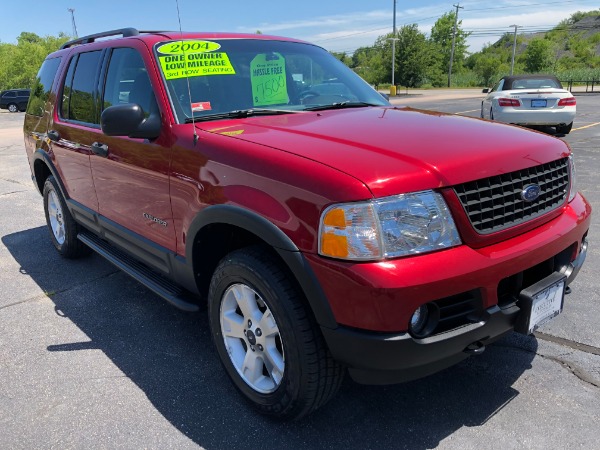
[26,58,61,116]
[61,51,103,125]
[509,78,562,90]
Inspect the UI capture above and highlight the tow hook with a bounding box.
[464,341,485,355]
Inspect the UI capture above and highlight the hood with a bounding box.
[199,107,569,198]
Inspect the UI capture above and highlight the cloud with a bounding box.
[237,1,595,54]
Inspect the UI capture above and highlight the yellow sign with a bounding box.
[156,40,235,79]
[156,40,221,55]
[250,53,288,106]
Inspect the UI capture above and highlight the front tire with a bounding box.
[7,103,18,113]
[208,246,344,420]
[43,176,90,258]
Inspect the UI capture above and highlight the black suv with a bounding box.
[0,89,30,112]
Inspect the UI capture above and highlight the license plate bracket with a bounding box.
[515,272,566,335]
[531,99,547,108]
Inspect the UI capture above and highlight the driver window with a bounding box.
[103,48,158,117]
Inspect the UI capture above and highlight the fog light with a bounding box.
[410,305,429,335]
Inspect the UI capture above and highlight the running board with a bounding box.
[78,231,200,312]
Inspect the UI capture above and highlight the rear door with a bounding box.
[51,49,103,211]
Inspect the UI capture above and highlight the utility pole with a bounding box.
[447,3,463,88]
[510,24,521,75]
[391,0,397,94]
[68,8,78,38]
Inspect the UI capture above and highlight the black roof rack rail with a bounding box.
[60,27,143,49]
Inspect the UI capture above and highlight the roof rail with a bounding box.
[60,27,141,49]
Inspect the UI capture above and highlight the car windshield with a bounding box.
[154,38,388,123]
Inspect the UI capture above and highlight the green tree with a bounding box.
[394,25,435,87]
[430,11,470,74]
[330,51,352,66]
[474,55,500,86]
[523,39,553,72]
[351,46,387,85]
[0,32,69,91]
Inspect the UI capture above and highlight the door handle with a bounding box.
[91,142,109,158]
[47,130,60,142]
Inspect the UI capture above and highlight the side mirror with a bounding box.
[380,92,390,101]
[101,104,161,140]
[482,88,490,94]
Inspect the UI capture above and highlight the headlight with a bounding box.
[568,154,577,202]
[319,190,461,261]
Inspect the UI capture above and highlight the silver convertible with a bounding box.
[481,75,576,135]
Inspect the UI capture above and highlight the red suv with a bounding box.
[23,28,591,420]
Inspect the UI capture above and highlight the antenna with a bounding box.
[174,0,198,145]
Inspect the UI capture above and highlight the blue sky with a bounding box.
[1,0,598,53]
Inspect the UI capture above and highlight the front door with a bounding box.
[90,45,176,254]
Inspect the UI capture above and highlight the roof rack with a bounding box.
[60,27,143,49]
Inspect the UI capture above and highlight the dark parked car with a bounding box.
[0,88,30,112]
[23,28,590,420]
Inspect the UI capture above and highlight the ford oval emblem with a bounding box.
[521,184,541,202]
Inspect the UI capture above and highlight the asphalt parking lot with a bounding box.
[1,92,599,449]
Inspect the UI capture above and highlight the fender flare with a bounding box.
[32,149,68,199]
[186,205,338,329]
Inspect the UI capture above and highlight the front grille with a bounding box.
[454,158,569,234]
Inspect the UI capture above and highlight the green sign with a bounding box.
[250,53,288,106]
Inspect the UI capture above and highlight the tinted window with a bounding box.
[103,47,157,117]
[26,58,61,116]
[62,51,103,124]
[18,90,29,96]
[3,91,16,98]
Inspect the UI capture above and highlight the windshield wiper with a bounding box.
[185,108,305,123]
[303,101,382,111]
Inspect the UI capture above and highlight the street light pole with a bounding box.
[391,0,397,92]
[510,24,521,75]
[447,3,463,88]
[68,8,78,38]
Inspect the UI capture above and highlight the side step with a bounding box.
[78,231,200,312]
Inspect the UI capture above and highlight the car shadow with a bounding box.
[522,125,568,137]
[3,226,537,449]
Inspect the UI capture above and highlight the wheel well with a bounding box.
[191,222,336,328]
[192,223,270,298]
[33,159,51,193]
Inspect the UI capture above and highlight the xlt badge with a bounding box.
[143,213,168,227]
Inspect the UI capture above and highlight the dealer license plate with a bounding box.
[531,99,547,108]
[515,273,566,335]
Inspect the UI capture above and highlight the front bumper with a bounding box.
[322,303,517,384]
[321,235,588,386]
[309,194,590,384]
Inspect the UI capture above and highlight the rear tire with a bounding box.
[208,246,344,420]
[43,176,91,258]
[556,122,573,135]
